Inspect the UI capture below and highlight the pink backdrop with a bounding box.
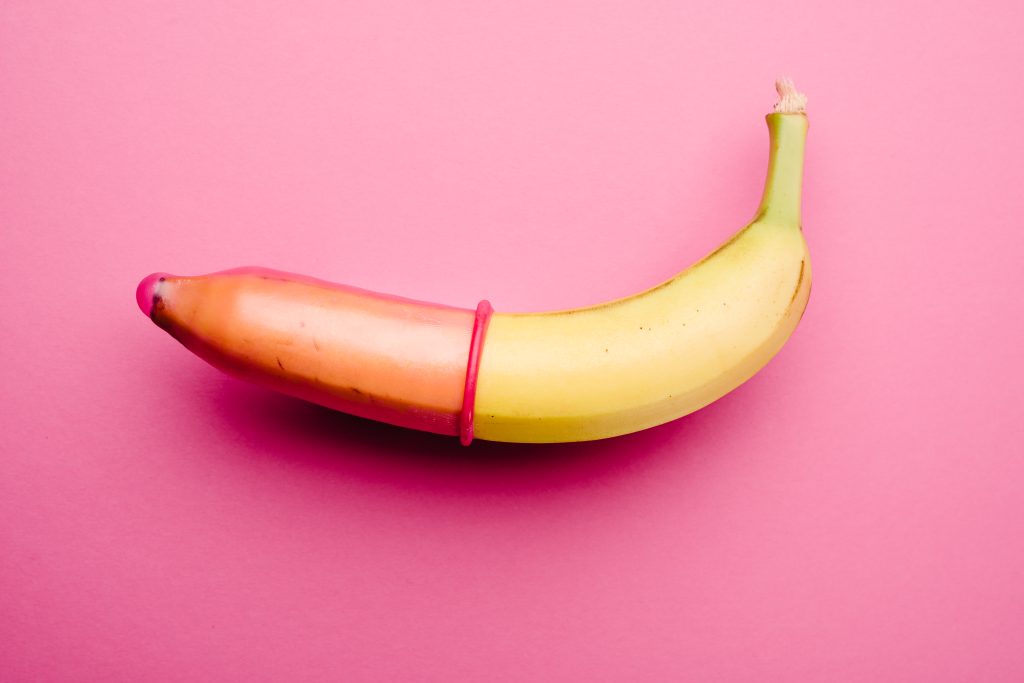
[3,1,1023,680]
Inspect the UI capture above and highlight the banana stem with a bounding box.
[772,77,807,114]
[755,79,809,227]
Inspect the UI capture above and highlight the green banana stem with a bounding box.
[755,79,809,228]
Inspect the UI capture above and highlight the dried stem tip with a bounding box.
[772,78,807,114]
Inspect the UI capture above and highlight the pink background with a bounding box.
[2,1,1023,680]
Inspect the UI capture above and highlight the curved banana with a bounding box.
[136,80,811,444]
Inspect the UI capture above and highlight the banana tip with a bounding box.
[136,272,169,317]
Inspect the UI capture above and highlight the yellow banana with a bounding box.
[137,79,811,444]
[476,80,811,441]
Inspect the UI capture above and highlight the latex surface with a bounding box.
[144,268,474,435]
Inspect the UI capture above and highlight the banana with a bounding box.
[137,79,811,444]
